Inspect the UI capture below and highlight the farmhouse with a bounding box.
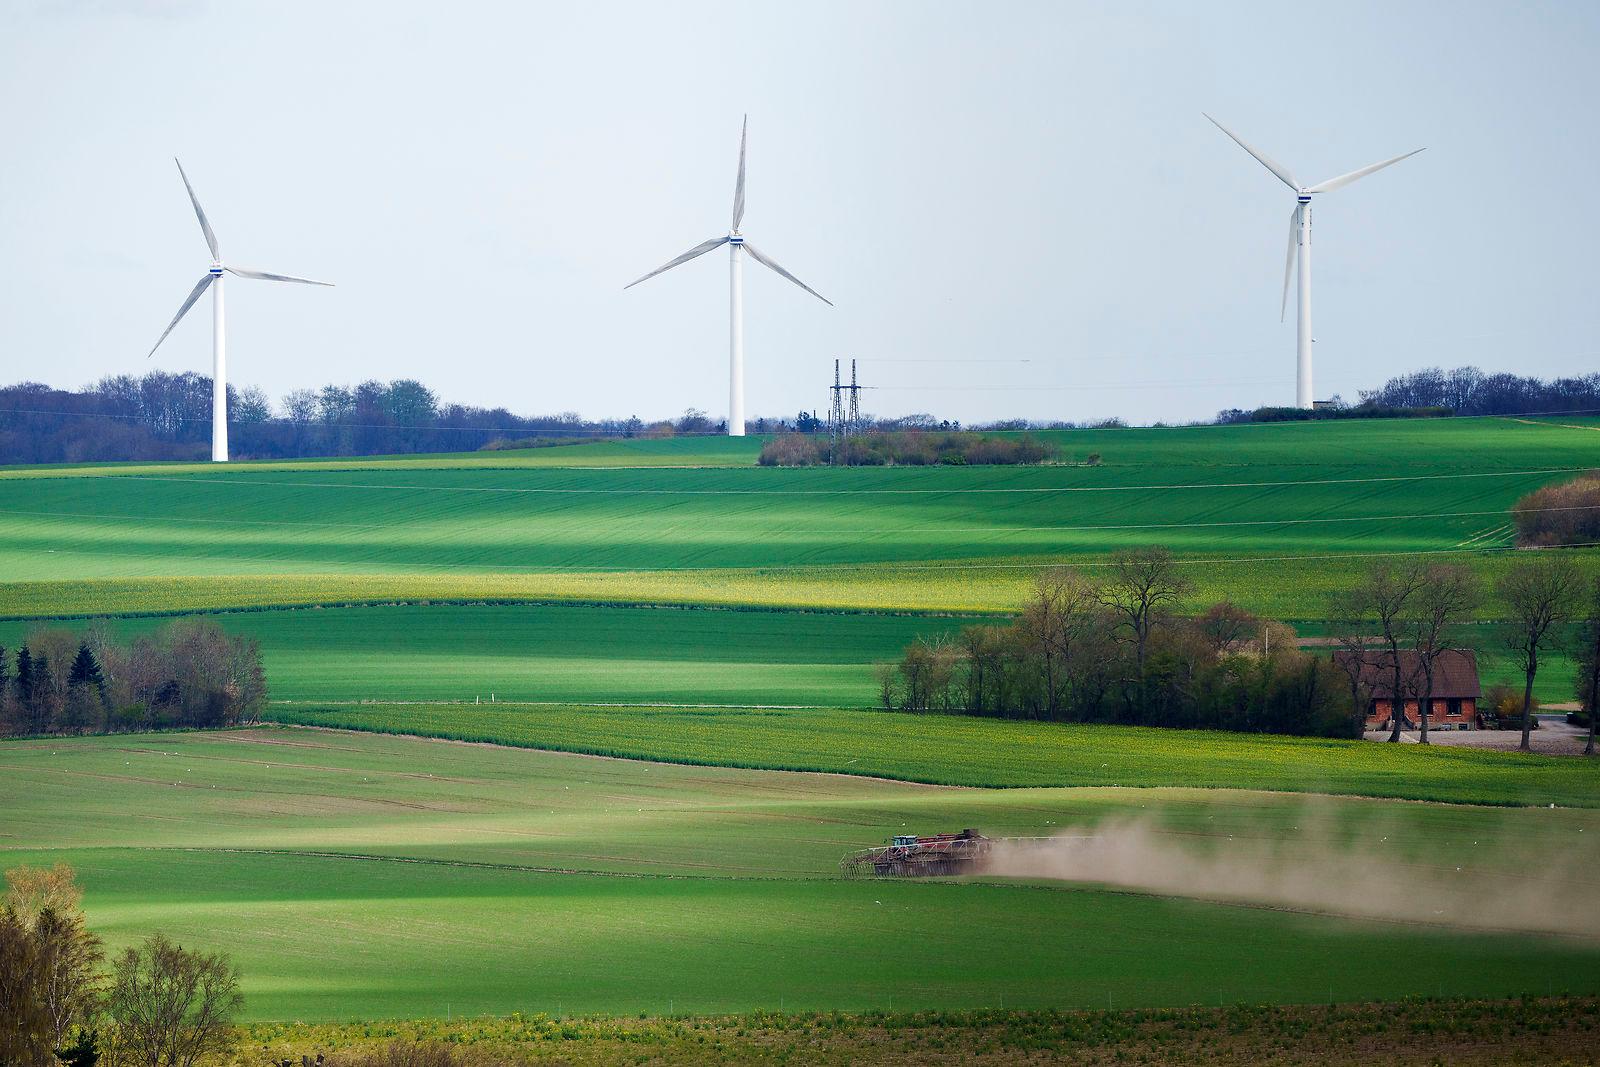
[1332,649,1481,731]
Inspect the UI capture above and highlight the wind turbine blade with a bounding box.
[226,266,334,286]
[174,158,220,260]
[741,241,833,306]
[1203,114,1302,191]
[624,236,729,289]
[731,114,748,231]
[1305,148,1426,194]
[1281,206,1297,322]
[146,274,215,358]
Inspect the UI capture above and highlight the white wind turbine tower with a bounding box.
[625,117,832,437]
[1205,115,1423,409]
[146,158,333,462]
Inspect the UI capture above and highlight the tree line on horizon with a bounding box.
[1218,366,1600,423]
[4,365,1596,465]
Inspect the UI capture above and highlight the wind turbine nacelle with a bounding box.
[209,265,224,276]
[727,234,745,245]
[1297,194,1312,204]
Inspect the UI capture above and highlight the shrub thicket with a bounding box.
[1511,472,1600,548]
[760,430,1059,467]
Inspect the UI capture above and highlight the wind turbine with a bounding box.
[1205,115,1423,409]
[146,158,333,462]
[625,117,832,437]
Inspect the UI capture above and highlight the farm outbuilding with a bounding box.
[1333,649,1481,731]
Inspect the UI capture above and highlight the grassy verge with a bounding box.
[265,703,1600,806]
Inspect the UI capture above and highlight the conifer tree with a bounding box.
[65,645,107,731]
[66,645,104,697]
[13,646,31,704]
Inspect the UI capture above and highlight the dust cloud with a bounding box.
[986,811,1600,938]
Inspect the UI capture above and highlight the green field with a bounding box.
[1,603,973,708]
[3,417,1596,620]
[3,727,1596,1021]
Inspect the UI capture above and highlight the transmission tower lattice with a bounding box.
[828,359,844,465]
[848,359,861,437]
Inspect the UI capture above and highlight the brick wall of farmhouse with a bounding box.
[1367,698,1477,727]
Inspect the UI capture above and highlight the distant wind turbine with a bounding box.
[146,159,333,462]
[625,117,832,437]
[1205,115,1423,409]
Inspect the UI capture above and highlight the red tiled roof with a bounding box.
[1330,648,1480,699]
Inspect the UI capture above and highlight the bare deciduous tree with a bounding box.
[958,624,1011,713]
[1338,561,1427,742]
[1020,568,1103,716]
[105,934,242,1067]
[1097,548,1193,676]
[30,907,102,1055]
[1405,564,1479,744]
[1196,601,1258,658]
[1497,555,1582,752]
[873,662,898,712]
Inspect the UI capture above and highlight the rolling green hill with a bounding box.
[2,416,1596,622]
[3,727,1596,1021]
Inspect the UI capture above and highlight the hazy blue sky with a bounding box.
[2,1,1597,425]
